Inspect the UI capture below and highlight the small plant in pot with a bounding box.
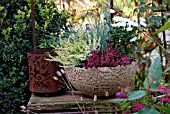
[48,7,140,97]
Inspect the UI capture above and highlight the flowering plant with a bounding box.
[48,5,139,67]
[83,44,132,68]
[113,57,170,114]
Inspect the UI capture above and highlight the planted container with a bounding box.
[27,48,65,93]
[64,61,137,97]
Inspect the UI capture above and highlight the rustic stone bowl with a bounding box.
[64,62,137,97]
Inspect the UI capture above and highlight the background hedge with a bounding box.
[0,0,69,113]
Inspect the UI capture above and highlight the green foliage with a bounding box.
[164,66,170,73]
[127,90,146,101]
[0,1,32,113]
[48,27,101,66]
[155,21,170,34]
[113,90,146,102]
[138,107,160,114]
[32,0,70,48]
[154,105,170,114]
[144,57,162,89]
[48,4,112,66]
[113,56,169,113]
[0,0,69,113]
[49,2,139,66]
[135,2,166,33]
[108,25,138,55]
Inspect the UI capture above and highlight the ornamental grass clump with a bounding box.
[47,26,101,66]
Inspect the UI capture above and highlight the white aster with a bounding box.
[140,21,147,27]
[100,13,106,23]
[130,37,138,42]
[111,22,126,27]
[110,9,116,13]
[112,16,127,22]
[113,16,132,23]
[126,26,133,31]
[139,17,146,22]
[127,20,139,27]
[134,17,147,27]
[139,17,147,27]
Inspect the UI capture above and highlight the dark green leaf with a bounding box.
[144,57,162,89]
[155,105,170,114]
[138,107,160,114]
[164,66,170,73]
[112,98,127,102]
[155,22,170,34]
[127,90,146,101]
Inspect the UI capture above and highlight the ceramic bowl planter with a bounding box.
[64,61,137,97]
[27,48,65,93]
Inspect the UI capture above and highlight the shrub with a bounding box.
[0,0,69,113]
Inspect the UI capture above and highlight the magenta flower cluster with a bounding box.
[116,91,128,98]
[131,103,146,112]
[124,103,146,114]
[115,91,145,114]
[157,85,170,103]
[83,45,131,68]
[124,110,131,114]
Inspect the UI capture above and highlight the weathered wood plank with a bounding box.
[27,91,117,113]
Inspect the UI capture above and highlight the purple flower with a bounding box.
[105,4,109,9]
[158,97,170,103]
[157,85,167,91]
[157,85,170,94]
[165,90,170,94]
[116,92,128,98]
[124,110,131,114]
[83,45,132,68]
[137,97,143,101]
[131,103,146,112]
[168,52,170,56]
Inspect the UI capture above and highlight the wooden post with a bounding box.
[31,0,36,49]
[154,0,169,65]
[110,0,113,21]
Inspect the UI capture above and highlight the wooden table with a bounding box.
[27,91,119,113]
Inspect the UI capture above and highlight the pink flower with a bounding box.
[83,45,131,68]
[124,110,131,114]
[116,92,128,98]
[137,97,143,101]
[158,97,170,103]
[165,90,170,94]
[131,103,146,112]
[157,85,167,91]
[157,85,170,94]
[168,52,170,56]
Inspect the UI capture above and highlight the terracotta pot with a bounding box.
[27,48,65,93]
[64,61,137,97]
